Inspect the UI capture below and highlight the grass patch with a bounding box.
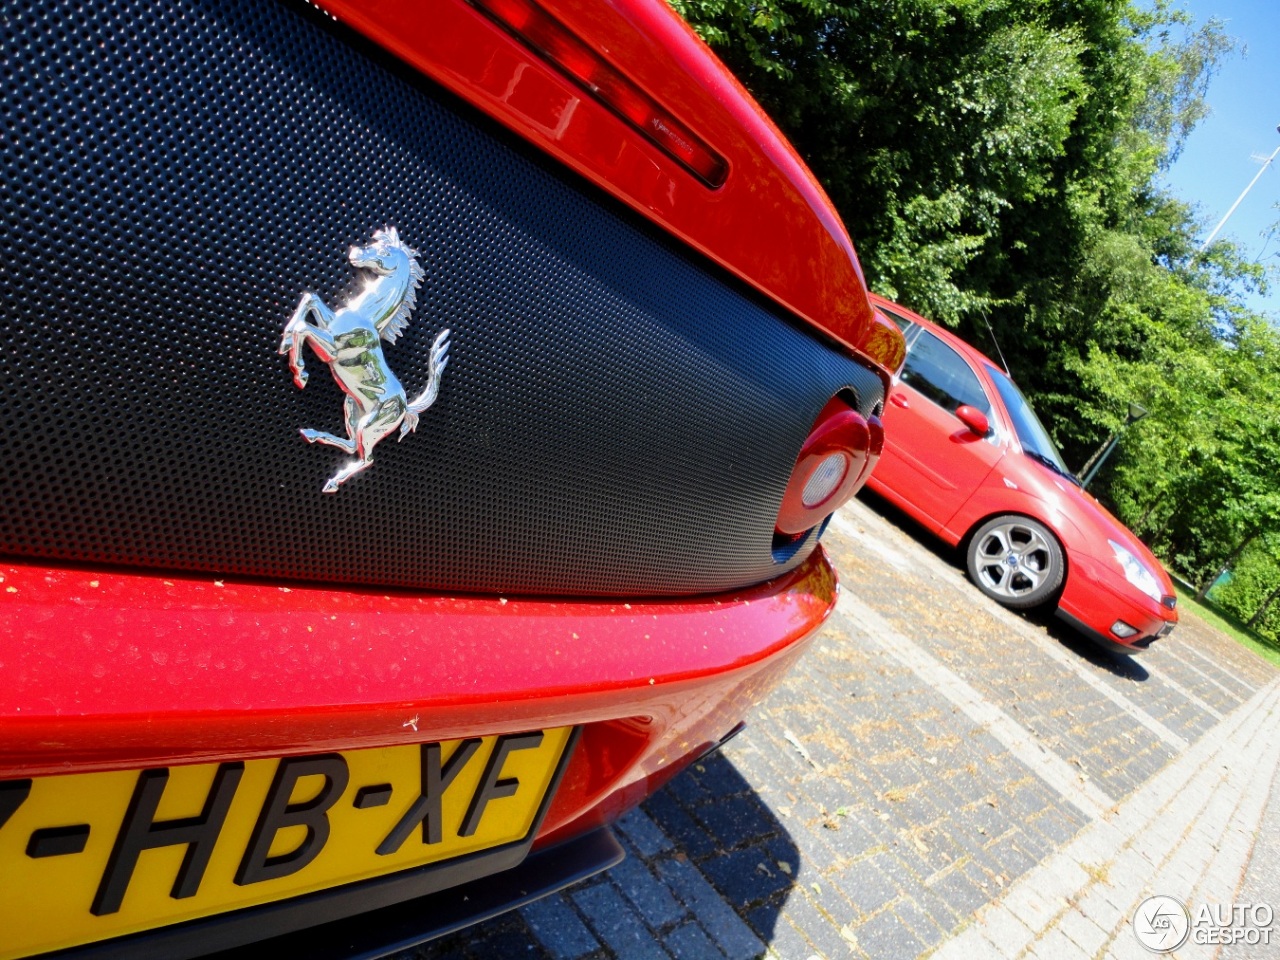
[1175,587,1280,668]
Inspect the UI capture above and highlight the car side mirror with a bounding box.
[955,405,990,436]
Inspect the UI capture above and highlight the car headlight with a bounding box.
[1108,539,1164,604]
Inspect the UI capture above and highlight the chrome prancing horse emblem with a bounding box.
[280,227,450,493]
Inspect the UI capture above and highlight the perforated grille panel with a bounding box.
[0,0,882,595]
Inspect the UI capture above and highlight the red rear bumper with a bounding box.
[0,549,836,842]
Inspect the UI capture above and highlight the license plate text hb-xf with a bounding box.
[0,728,574,958]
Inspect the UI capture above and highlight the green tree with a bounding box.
[674,0,1280,597]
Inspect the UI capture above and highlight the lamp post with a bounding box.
[1199,124,1280,253]
[1079,402,1149,491]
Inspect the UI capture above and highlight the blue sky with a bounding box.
[1160,0,1280,319]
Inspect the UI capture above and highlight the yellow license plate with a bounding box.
[0,727,575,958]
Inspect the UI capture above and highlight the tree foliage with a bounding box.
[673,0,1280,608]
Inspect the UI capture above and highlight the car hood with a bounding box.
[1015,457,1175,596]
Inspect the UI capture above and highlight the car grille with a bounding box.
[0,0,881,596]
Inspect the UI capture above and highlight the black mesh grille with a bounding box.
[0,0,882,596]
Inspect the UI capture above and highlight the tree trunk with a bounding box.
[1247,581,1280,631]
[1197,528,1261,602]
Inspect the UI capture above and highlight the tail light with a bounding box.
[472,0,728,186]
[775,397,884,535]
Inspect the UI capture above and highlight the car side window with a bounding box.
[900,330,992,417]
[876,306,915,334]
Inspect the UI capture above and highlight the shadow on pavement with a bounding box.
[860,489,1153,681]
[1043,614,1151,682]
[418,750,798,959]
[855,489,968,572]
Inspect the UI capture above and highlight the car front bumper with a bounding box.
[1057,554,1176,653]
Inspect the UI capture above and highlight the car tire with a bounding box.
[966,515,1065,609]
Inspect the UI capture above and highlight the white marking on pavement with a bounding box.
[828,511,912,572]
[1017,623,1190,751]
[1160,647,1243,705]
[1178,639,1258,695]
[1153,670,1225,721]
[829,505,1190,752]
[928,678,1280,960]
[837,590,1116,820]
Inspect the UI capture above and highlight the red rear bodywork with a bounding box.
[0,0,900,955]
[317,0,901,378]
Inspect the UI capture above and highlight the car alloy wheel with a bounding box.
[966,515,1065,609]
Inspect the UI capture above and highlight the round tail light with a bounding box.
[776,397,884,535]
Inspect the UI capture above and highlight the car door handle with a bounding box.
[889,393,909,408]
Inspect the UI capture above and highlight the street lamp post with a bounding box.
[1079,402,1149,491]
[1199,124,1280,253]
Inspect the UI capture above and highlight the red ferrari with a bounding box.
[865,295,1177,654]
[0,0,903,956]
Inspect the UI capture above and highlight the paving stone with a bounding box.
[617,807,675,858]
[1055,906,1111,956]
[747,908,821,960]
[572,883,670,960]
[814,813,877,861]
[421,939,471,960]
[963,846,1005,887]
[806,776,872,818]
[693,792,778,847]
[876,849,922,891]
[986,835,1038,880]
[468,922,547,959]
[692,753,755,799]
[1013,828,1052,863]
[911,828,966,876]
[420,499,1280,960]
[611,855,687,930]
[644,791,722,860]
[893,895,946,951]
[833,861,898,917]
[521,893,601,960]
[1032,809,1084,847]
[847,909,925,959]
[700,839,797,907]
[965,802,1010,838]
[663,922,726,960]
[667,768,715,808]
[1002,883,1062,933]
[655,857,766,959]
[976,904,1037,953]
[915,888,961,937]
[1026,927,1088,960]
[773,890,858,960]
[929,866,990,918]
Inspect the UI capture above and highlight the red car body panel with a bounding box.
[0,553,834,848]
[865,295,1177,650]
[315,0,898,378]
[877,384,1007,531]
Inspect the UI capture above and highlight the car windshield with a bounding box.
[984,365,1075,481]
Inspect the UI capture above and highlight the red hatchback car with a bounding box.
[0,1,903,957]
[865,295,1177,654]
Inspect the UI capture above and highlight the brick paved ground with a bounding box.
[408,494,1280,959]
